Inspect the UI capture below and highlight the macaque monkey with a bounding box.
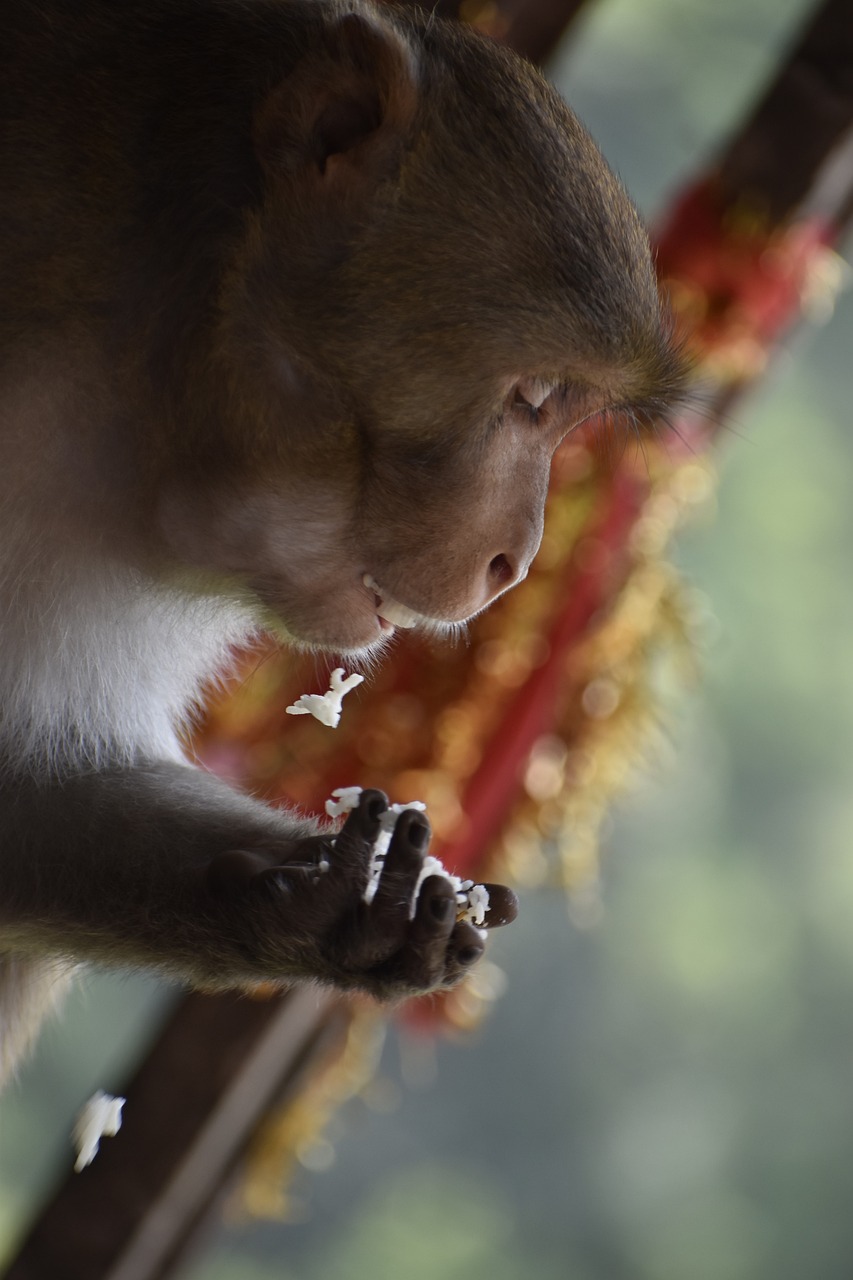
[0,0,685,1083]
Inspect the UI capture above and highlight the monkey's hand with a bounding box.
[206,789,518,1000]
[0,764,516,1002]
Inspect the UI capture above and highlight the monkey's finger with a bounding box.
[254,862,328,893]
[374,878,473,990]
[331,789,389,878]
[398,909,485,989]
[479,883,519,928]
[207,849,324,902]
[441,920,486,984]
[369,807,432,921]
[409,873,457,943]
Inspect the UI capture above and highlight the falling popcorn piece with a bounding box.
[285,668,364,728]
[72,1090,125,1172]
[325,787,489,922]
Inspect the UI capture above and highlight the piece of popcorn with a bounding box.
[462,880,491,928]
[324,786,365,818]
[325,786,489,923]
[72,1090,125,1172]
[285,668,364,729]
[366,802,429,905]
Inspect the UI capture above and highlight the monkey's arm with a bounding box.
[0,762,507,999]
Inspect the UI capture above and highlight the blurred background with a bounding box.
[3,0,853,1277]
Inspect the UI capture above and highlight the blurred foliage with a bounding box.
[1,1,852,1279]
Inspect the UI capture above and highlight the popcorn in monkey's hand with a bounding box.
[72,1091,125,1172]
[206,786,517,1003]
[326,787,497,927]
[286,668,364,729]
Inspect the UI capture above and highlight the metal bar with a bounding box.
[4,989,346,1280]
[720,0,853,221]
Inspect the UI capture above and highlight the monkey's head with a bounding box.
[158,3,686,654]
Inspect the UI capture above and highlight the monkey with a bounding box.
[0,0,686,1084]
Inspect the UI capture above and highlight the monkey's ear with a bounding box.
[255,11,419,189]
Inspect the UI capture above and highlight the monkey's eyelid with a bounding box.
[510,391,540,423]
[513,378,553,410]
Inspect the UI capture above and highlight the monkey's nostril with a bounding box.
[488,554,514,591]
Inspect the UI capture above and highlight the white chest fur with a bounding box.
[0,540,256,771]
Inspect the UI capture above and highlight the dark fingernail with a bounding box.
[429,895,454,923]
[408,820,429,851]
[366,795,387,822]
[479,884,519,927]
[456,943,484,967]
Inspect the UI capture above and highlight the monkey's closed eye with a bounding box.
[511,379,553,424]
[511,391,539,423]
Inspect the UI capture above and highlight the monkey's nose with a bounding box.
[487,553,516,592]
[477,510,544,606]
[482,543,536,606]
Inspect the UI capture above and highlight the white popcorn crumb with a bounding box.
[285,668,364,729]
[325,787,489,923]
[325,786,365,818]
[464,881,491,928]
[367,802,429,906]
[72,1091,125,1172]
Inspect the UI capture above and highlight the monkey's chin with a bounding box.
[257,600,395,657]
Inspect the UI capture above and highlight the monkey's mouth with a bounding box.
[363,574,424,630]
